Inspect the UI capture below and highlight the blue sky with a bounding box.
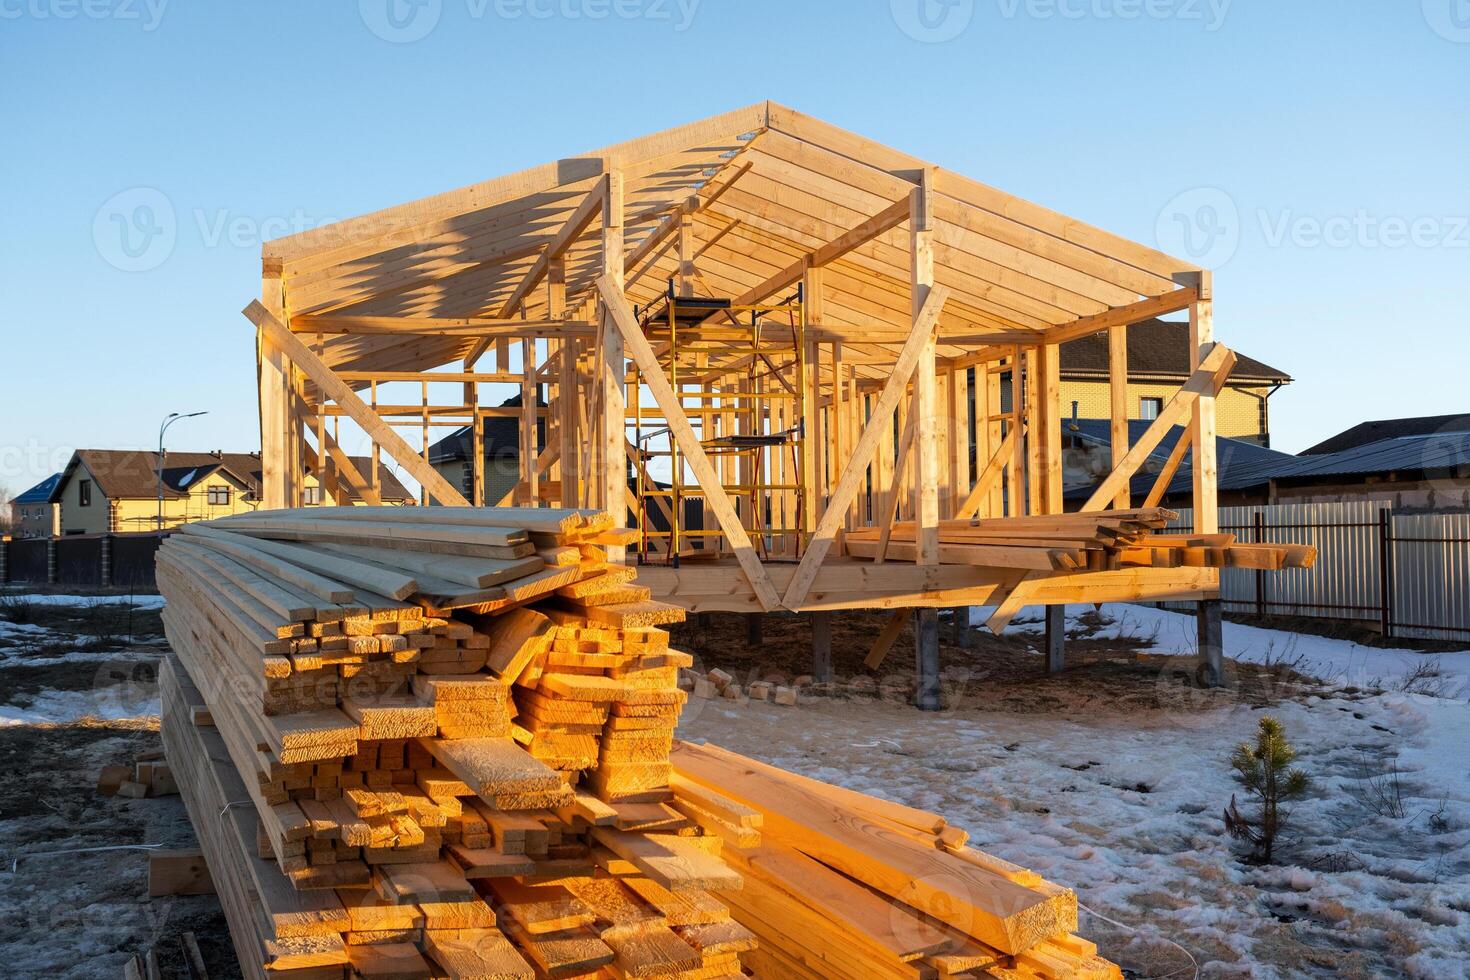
[2,0,1467,500]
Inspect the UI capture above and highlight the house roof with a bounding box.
[1302,414,1470,455]
[261,101,1202,390]
[1274,433,1470,481]
[1062,419,1300,502]
[429,394,542,463]
[1059,319,1291,384]
[50,450,413,503]
[15,474,61,505]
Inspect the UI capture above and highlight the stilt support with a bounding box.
[745,613,762,646]
[811,612,833,684]
[1044,605,1066,675]
[1198,598,1224,687]
[914,608,941,711]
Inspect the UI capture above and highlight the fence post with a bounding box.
[100,534,113,589]
[46,537,58,585]
[0,535,9,584]
[1377,508,1393,639]
[1253,509,1266,619]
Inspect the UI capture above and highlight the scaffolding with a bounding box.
[631,280,808,566]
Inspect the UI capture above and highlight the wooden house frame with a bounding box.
[247,102,1228,700]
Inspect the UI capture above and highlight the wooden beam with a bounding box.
[1144,428,1192,508]
[1108,323,1130,509]
[1190,291,1219,534]
[862,610,910,670]
[599,173,627,558]
[781,285,951,610]
[291,315,587,336]
[910,178,939,566]
[242,300,471,506]
[1080,342,1235,512]
[1040,288,1199,347]
[955,425,1018,520]
[596,273,781,612]
[499,178,607,321]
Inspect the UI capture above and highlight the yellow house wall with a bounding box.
[1057,379,1271,442]
[58,465,392,535]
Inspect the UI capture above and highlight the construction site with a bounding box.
[4,99,1467,980]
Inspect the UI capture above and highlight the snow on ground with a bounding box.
[1000,602,1470,697]
[0,685,161,727]
[684,607,1470,979]
[0,592,166,610]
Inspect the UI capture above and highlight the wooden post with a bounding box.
[599,172,626,559]
[521,337,538,506]
[911,175,942,711]
[258,267,291,509]
[1044,604,1066,675]
[745,613,762,647]
[468,360,484,506]
[1039,342,1062,514]
[1189,273,1218,534]
[0,535,9,585]
[100,533,113,588]
[46,537,58,585]
[811,611,833,685]
[1198,599,1223,687]
[1108,324,1130,509]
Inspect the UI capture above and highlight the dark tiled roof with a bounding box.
[1062,419,1300,501]
[1060,319,1291,384]
[327,457,415,503]
[1275,433,1470,480]
[1301,414,1470,455]
[15,474,61,504]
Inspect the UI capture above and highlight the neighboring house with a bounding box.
[49,450,413,535]
[1061,420,1299,510]
[12,473,62,538]
[1058,318,1292,447]
[428,394,543,506]
[1301,413,1470,455]
[1065,417,1470,512]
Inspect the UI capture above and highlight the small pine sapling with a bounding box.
[1224,715,1309,863]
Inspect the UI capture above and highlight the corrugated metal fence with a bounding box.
[1167,502,1470,641]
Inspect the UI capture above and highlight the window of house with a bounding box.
[1139,397,1163,421]
[207,485,231,506]
[79,480,92,506]
[304,486,322,505]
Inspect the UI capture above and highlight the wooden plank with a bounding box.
[862,610,910,670]
[1108,323,1130,509]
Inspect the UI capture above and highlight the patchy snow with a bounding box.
[0,592,166,610]
[681,612,1470,978]
[991,602,1470,696]
[0,685,160,727]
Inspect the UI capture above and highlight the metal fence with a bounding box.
[1166,501,1470,641]
[0,532,165,592]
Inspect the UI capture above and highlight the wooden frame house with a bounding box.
[247,102,1237,700]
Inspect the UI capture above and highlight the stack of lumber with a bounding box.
[156,506,751,980]
[845,508,1317,573]
[671,742,1122,980]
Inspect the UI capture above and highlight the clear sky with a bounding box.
[2,0,1467,501]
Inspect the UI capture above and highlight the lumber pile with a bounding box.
[156,506,751,980]
[671,742,1122,980]
[846,508,1317,573]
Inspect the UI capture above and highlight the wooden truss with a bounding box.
[248,101,1222,613]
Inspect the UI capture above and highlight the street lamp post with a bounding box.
[157,411,208,532]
